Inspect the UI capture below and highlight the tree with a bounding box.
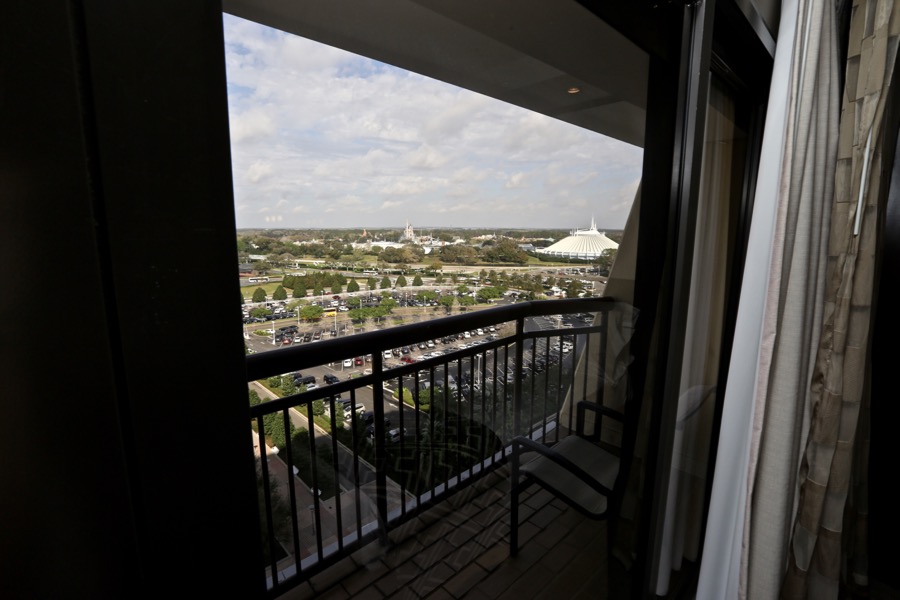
[346,296,362,308]
[300,305,324,321]
[312,399,325,416]
[435,273,444,284]
[272,285,287,301]
[396,274,407,287]
[476,286,501,303]
[457,295,475,309]
[439,295,455,312]
[255,464,291,564]
[412,274,423,286]
[596,248,617,272]
[347,279,360,293]
[348,308,369,323]
[292,283,306,298]
[380,247,407,263]
[566,280,584,298]
[380,275,392,289]
[280,376,296,397]
[250,307,272,319]
[240,290,245,305]
[252,287,267,303]
[440,245,478,264]
[331,282,342,295]
[482,239,528,264]
[367,277,377,290]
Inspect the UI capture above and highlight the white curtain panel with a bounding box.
[696,0,800,597]
[742,0,838,597]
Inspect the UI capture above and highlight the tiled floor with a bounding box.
[276,465,622,599]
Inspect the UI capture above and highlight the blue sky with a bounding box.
[223,14,642,230]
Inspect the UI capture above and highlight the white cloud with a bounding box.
[505,172,527,189]
[223,14,642,229]
[230,107,276,143]
[406,145,449,170]
[379,176,445,196]
[246,160,273,183]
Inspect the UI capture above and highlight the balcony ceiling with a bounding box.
[223,0,648,147]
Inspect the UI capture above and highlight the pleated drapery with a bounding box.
[782,1,899,597]
[699,1,899,598]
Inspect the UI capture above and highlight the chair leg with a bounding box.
[510,445,520,557]
[510,481,519,557]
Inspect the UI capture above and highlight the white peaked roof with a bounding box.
[537,217,618,259]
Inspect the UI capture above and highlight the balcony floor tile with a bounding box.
[280,465,619,599]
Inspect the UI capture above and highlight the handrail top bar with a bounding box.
[245,296,617,381]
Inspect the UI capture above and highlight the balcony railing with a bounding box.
[246,296,627,596]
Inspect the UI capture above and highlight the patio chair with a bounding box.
[509,398,632,557]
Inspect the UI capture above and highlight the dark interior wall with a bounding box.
[869,66,900,589]
[1,2,140,596]
[1,1,261,596]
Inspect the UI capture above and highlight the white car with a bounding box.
[343,358,353,367]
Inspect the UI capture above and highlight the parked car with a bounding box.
[388,427,408,443]
[343,358,353,368]
[365,418,392,438]
[295,375,316,386]
[324,374,339,385]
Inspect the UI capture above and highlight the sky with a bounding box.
[223,14,643,231]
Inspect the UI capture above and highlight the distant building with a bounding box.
[401,220,416,241]
[536,218,618,260]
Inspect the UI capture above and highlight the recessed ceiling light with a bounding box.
[567,87,581,94]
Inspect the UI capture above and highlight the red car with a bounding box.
[354,356,364,366]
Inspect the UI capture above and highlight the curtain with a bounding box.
[741,1,840,597]
[697,1,802,596]
[654,77,738,596]
[782,1,900,597]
